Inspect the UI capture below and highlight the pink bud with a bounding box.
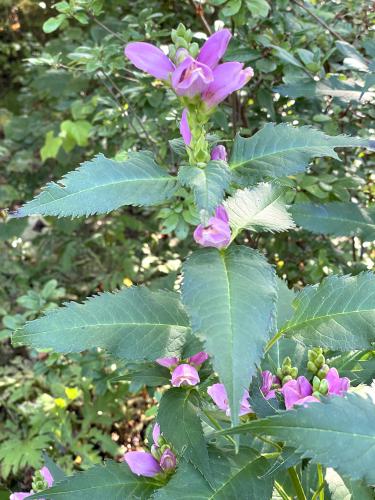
[160,449,176,472]
[156,357,179,368]
[188,351,209,367]
[171,364,200,387]
[210,145,227,161]
[152,423,161,446]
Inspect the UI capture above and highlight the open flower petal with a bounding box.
[124,451,161,477]
[125,42,175,80]
[197,29,232,69]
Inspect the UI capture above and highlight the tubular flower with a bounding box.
[160,449,177,472]
[197,29,232,69]
[281,376,320,410]
[124,451,162,477]
[207,383,253,416]
[180,108,192,145]
[193,206,231,249]
[124,42,175,80]
[171,363,200,387]
[202,62,254,109]
[325,368,350,396]
[171,56,213,97]
[152,422,161,445]
[156,356,179,368]
[210,145,227,161]
[261,370,280,400]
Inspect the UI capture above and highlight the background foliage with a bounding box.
[0,0,373,494]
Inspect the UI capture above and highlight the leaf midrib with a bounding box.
[280,307,375,335]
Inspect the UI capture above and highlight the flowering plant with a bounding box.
[11,22,375,500]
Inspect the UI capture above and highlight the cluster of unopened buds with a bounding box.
[124,423,176,478]
[10,466,53,500]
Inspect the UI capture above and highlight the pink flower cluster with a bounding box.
[125,29,253,110]
[10,467,53,500]
[124,423,176,477]
[156,351,209,387]
[208,368,350,415]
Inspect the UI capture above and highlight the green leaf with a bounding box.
[182,246,277,423]
[42,454,66,483]
[222,0,242,16]
[13,287,190,360]
[325,468,374,500]
[245,0,270,17]
[42,14,65,33]
[178,161,230,222]
[29,461,160,499]
[224,183,295,234]
[219,393,375,486]
[230,124,368,178]
[60,120,92,147]
[291,203,375,241]
[15,153,177,217]
[279,273,375,350]
[40,131,63,162]
[154,446,273,499]
[157,389,211,481]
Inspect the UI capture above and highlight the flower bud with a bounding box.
[282,375,293,384]
[290,367,298,379]
[308,350,317,362]
[176,23,187,37]
[312,390,321,399]
[160,449,176,472]
[319,379,328,395]
[317,364,329,379]
[313,376,321,392]
[316,354,325,368]
[307,361,317,373]
[283,356,292,367]
[151,444,161,460]
[189,42,199,58]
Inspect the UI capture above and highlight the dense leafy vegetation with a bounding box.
[1,0,374,498]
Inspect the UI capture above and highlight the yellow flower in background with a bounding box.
[54,398,67,409]
[65,387,80,400]
[123,277,133,287]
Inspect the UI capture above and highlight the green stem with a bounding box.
[264,329,284,353]
[202,410,237,448]
[274,481,291,500]
[315,464,325,500]
[288,467,307,500]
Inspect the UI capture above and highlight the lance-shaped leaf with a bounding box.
[229,123,368,178]
[157,389,211,482]
[29,461,160,499]
[291,202,375,241]
[13,287,190,360]
[278,273,375,350]
[15,152,177,218]
[154,447,273,499]
[224,183,295,234]
[182,246,277,424]
[178,161,231,222]
[219,393,375,486]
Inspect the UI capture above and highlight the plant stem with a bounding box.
[288,467,307,500]
[274,481,291,500]
[264,329,284,353]
[316,464,325,500]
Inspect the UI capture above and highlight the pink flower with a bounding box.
[124,451,162,477]
[202,62,254,109]
[188,351,209,367]
[156,356,179,368]
[152,423,161,445]
[197,29,232,69]
[171,363,200,387]
[40,466,53,488]
[261,370,280,400]
[193,206,231,249]
[326,368,350,396]
[281,376,320,410]
[180,108,192,145]
[207,383,253,416]
[160,449,176,472]
[124,42,175,80]
[10,494,31,500]
[211,145,227,161]
[171,55,213,97]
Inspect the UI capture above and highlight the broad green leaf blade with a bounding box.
[15,152,177,218]
[178,161,231,222]
[291,203,375,241]
[29,461,159,499]
[13,287,190,360]
[229,123,368,178]
[224,183,295,234]
[182,246,277,424]
[219,393,375,486]
[154,447,273,499]
[157,389,211,481]
[279,273,375,350]
[325,468,374,500]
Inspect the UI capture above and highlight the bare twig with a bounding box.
[187,0,212,35]
[290,0,345,41]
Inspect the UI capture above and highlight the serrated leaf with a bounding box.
[279,273,375,350]
[13,287,190,360]
[291,203,375,241]
[219,394,375,486]
[15,152,177,218]
[179,161,230,222]
[230,124,368,178]
[182,246,277,424]
[29,461,160,499]
[224,183,295,234]
[157,389,211,481]
[154,446,273,499]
